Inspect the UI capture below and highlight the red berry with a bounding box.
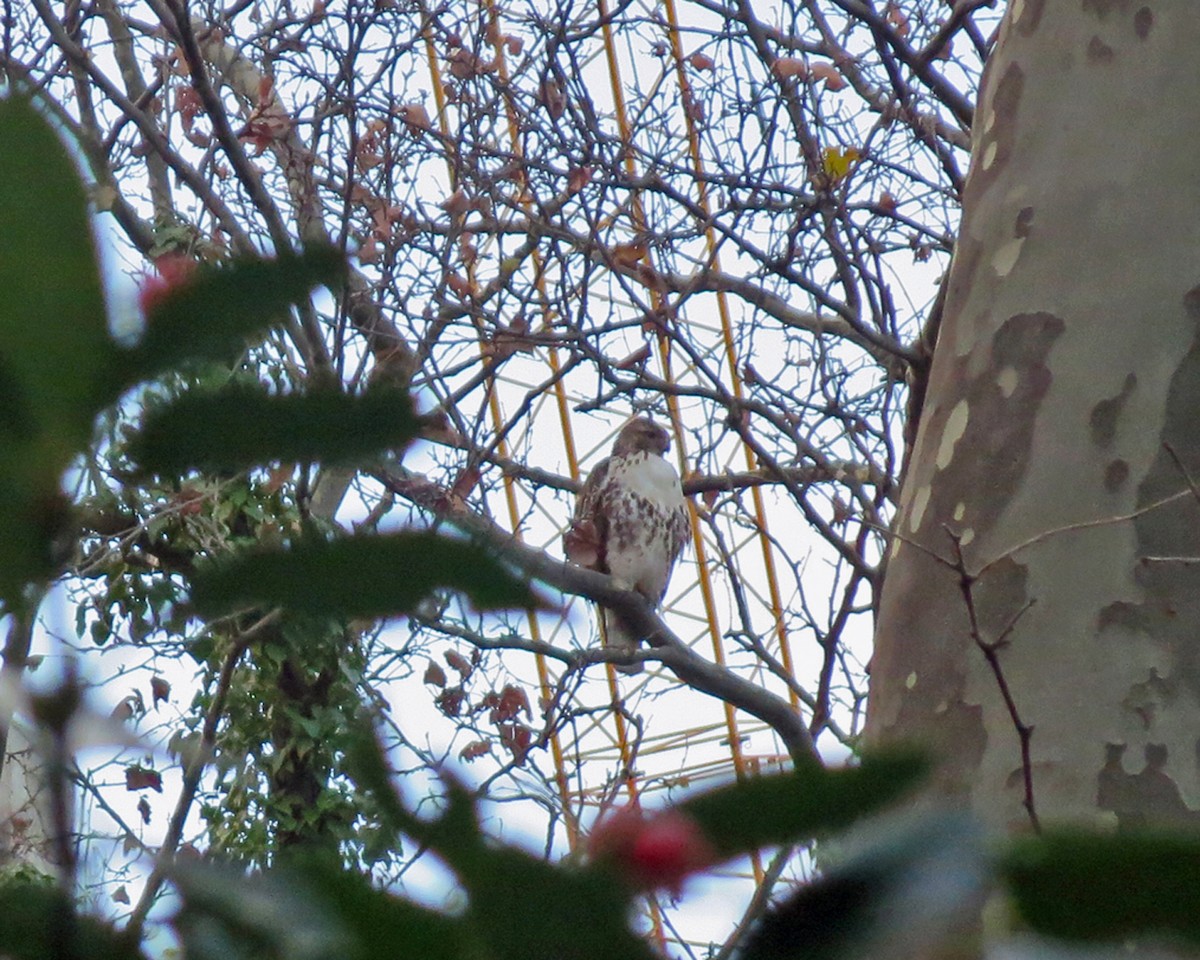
[138,253,197,315]
[589,806,715,892]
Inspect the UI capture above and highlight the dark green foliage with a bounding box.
[0,97,118,601]
[130,384,419,474]
[1004,829,1200,946]
[0,97,343,608]
[0,877,142,960]
[680,749,927,859]
[190,531,542,618]
[119,247,346,384]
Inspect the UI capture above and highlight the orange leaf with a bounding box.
[445,650,474,677]
[487,684,532,723]
[687,52,714,71]
[459,740,492,762]
[772,57,808,80]
[424,660,448,688]
[612,241,648,269]
[150,676,171,706]
[498,722,532,763]
[446,272,473,299]
[435,687,465,718]
[440,187,471,218]
[567,165,594,196]
[886,2,911,38]
[809,62,847,92]
[124,765,163,793]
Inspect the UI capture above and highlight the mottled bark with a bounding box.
[869,1,1200,834]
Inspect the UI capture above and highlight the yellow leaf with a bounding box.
[822,146,861,183]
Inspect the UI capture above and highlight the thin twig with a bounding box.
[125,609,281,941]
[946,529,1040,832]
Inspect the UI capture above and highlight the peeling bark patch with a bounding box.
[973,555,1030,641]
[1086,36,1115,63]
[993,237,1024,277]
[909,484,932,533]
[1104,458,1129,491]
[873,316,1060,784]
[1097,742,1200,828]
[911,312,1064,548]
[1120,284,1200,702]
[1134,6,1153,38]
[1121,668,1176,730]
[966,64,1023,205]
[937,400,970,470]
[896,697,988,802]
[1097,599,1156,634]
[941,243,986,355]
[1089,372,1137,448]
[1014,206,1035,239]
[1016,0,1047,35]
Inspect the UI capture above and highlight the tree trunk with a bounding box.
[868,3,1200,834]
[1,606,54,876]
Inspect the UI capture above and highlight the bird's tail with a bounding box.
[599,609,643,675]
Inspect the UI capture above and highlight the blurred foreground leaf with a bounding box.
[0,97,117,599]
[682,749,927,858]
[172,858,467,960]
[0,878,140,960]
[1004,829,1200,946]
[121,246,346,383]
[191,530,544,617]
[426,780,657,960]
[131,384,419,474]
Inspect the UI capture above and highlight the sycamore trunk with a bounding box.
[869,2,1200,833]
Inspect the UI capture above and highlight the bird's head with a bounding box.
[612,417,671,457]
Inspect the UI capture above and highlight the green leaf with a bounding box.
[342,712,422,853]
[680,749,928,858]
[0,97,119,430]
[1003,828,1200,945]
[190,530,544,618]
[120,246,346,383]
[0,878,142,960]
[130,384,419,474]
[171,860,350,960]
[0,97,120,600]
[462,845,656,960]
[419,781,654,960]
[286,859,471,960]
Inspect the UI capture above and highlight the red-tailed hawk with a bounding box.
[564,418,690,673]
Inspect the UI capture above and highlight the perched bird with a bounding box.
[564,418,690,673]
